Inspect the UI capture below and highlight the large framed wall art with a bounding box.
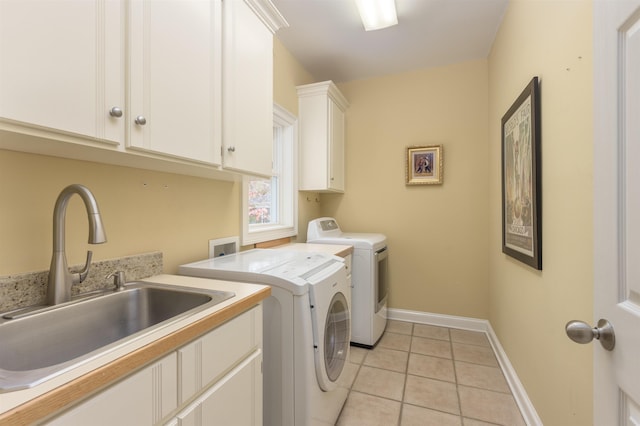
[501,77,542,270]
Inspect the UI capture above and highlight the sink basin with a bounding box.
[0,282,234,392]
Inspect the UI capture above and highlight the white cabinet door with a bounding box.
[46,353,177,426]
[128,0,222,165]
[221,0,275,177]
[0,0,124,143]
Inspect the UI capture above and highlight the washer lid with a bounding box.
[264,253,344,283]
[183,249,299,273]
[179,249,344,295]
[307,217,387,249]
[307,233,387,250]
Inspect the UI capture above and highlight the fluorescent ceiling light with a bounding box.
[354,0,398,31]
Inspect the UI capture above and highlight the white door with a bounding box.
[592,0,640,423]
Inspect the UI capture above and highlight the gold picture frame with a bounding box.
[405,145,443,185]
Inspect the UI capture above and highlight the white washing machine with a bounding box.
[179,249,351,426]
[307,217,388,348]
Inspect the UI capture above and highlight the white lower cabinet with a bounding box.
[45,305,262,426]
[45,354,178,425]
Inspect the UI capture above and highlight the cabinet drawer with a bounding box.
[178,305,262,404]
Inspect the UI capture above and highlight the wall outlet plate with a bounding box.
[208,236,240,258]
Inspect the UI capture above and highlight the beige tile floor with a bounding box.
[336,320,526,426]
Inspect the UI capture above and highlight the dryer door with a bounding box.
[316,291,350,391]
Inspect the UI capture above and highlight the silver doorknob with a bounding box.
[565,319,615,351]
[135,115,147,126]
[227,146,235,152]
[109,107,123,118]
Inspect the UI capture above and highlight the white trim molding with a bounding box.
[241,103,298,246]
[388,308,543,426]
[244,0,289,33]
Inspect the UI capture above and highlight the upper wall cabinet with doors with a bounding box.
[0,0,286,179]
[221,0,288,177]
[297,81,349,192]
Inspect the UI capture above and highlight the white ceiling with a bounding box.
[271,0,508,83]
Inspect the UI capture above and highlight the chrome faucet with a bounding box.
[47,184,107,305]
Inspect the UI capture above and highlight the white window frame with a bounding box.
[241,104,298,245]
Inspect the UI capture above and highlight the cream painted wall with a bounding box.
[0,148,239,275]
[321,60,490,319]
[274,38,315,115]
[488,1,593,425]
[273,38,323,242]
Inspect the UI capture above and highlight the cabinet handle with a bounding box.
[135,115,147,126]
[227,146,236,152]
[109,107,123,118]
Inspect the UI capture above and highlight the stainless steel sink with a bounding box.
[0,282,234,392]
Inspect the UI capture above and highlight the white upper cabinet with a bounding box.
[297,81,349,192]
[0,0,286,180]
[221,0,288,177]
[128,0,222,165]
[0,0,124,144]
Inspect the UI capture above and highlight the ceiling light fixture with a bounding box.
[354,0,398,31]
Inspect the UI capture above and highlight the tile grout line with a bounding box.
[449,327,466,425]
[396,322,414,425]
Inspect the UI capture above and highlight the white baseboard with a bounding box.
[388,308,543,426]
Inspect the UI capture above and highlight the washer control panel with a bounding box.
[320,219,339,231]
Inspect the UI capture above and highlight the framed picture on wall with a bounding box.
[405,145,443,185]
[501,76,542,270]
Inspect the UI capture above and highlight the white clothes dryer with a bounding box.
[307,217,388,348]
[179,249,351,426]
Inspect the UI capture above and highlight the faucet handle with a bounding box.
[107,271,126,290]
[77,251,93,283]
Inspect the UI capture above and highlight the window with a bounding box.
[242,104,298,245]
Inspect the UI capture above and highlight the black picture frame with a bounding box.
[501,77,542,270]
